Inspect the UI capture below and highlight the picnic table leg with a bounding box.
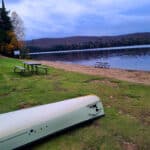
[35,66,38,74]
[27,65,30,71]
[31,65,34,73]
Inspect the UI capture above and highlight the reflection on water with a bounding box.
[32,48,150,71]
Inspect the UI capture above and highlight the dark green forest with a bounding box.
[27,33,150,53]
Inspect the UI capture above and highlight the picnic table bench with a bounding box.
[14,66,26,74]
[37,65,48,74]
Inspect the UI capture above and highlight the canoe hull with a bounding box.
[0,95,104,150]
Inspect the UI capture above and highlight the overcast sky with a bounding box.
[4,0,150,39]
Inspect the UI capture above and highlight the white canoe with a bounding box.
[0,95,104,150]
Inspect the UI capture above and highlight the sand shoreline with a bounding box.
[39,60,150,85]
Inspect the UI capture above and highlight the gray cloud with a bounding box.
[7,0,150,39]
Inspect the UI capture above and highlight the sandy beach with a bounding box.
[40,60,150,85]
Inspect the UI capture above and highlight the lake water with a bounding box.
[32,48,150,71]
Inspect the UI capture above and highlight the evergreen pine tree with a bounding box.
[0,0,13,55]
[1,0,12,30]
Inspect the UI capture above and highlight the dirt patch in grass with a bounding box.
[52,81,68,92]
[121,94,141,100]
[84,78,119,87]
[11,78,20,81]
[92,120,100,128]
[122,141,138,150]
[117,106,150,126]
[100,80,119,87]
[0,93,10,98]
[139,110,150,126]
[18,102,41,109]
[22,87,31,92]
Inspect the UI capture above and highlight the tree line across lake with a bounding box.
[27,33,150,53]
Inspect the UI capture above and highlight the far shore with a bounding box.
[39,60,150,85]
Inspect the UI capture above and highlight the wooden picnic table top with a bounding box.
[23,61,41,66]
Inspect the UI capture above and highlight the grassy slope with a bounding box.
[0,57,150,150]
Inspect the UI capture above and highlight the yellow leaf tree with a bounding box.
[11,11,26,57]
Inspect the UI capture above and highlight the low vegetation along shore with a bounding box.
[0,57,150,150]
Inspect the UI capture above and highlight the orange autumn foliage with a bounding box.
[5,31,21,55]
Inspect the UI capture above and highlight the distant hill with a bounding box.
[26,32,150,52]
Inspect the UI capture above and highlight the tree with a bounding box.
[11,11,27,58]
[0,0,12,31]
[0,0,14,55]
[6,31,18,55]
[0,1,26,57]
[11,11,25,42]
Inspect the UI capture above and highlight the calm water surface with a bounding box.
[32,48,150,71]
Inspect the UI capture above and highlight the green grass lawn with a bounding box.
[0,57,150,150]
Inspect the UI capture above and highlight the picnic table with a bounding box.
[14,61,48,75]
[23,61,41,73]
[95,62,110,69]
